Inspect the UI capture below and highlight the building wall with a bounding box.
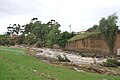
[116,35,120,50]
[66,34,120,54]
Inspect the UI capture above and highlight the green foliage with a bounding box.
[0,35,15,46]
[24,20,49,46]
[36,38,44,47]
[87,24,99,32]
[16,34,25,44]
[9,39,15,46]
[24,33,37,45]
[57,31,75,47]
[103,59,120,67]
[32,24,49,41]
[45,20,61,47]
[99,13,118,54]
[23,19,62,47]
[24,23,34,34]
[4,18,76,47]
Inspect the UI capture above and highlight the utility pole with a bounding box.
[69,25,71,33]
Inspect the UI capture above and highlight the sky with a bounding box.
[0,0,120,34]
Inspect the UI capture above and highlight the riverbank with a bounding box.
[1,46,120,80]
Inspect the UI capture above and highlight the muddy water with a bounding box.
[34,48,107,65]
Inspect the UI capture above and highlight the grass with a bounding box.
[0,46,120,80]
[68,32,100,42]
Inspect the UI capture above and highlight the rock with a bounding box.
[33,69,37,72]
[73,67,85,72]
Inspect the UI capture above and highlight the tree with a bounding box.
[24,23,34,34]
[13,24,21,34]
[46,26,61,47]
[30,18,38,23]
[7,24,22,35]
[24,19,63,47]
[32,23,49,41]
[87,25,99,32]
[24,18,39,34]
[99,13,118,54]
[57,31,75,47]
[46,20,61,47]
[6,18,75,48]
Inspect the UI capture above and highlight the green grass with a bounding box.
[68,32,100,42]
[0,46,120,80]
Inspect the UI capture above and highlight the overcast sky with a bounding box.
[0,0,120,34]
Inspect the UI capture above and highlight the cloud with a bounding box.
[0,0,120,34]
[0,0,42,17]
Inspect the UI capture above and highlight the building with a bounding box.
[66,31,120,55]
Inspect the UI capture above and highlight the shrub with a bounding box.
[103,62,118,67]
[36,38,45,47]
[108,59,120,66]
[103,59,120,67]
[9,40,15,46]
[36,41,44,47]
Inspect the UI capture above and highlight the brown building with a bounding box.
[66,31,120,55]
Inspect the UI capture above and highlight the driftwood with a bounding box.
[51,62,115,76]
[87,67,113,75]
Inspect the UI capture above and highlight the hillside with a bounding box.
[0,46,120,80]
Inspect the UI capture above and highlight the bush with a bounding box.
[9,40,15,46]
[103,59,120,67]
[103,62,118,67]
[36,41,44,47]
[79,53,96,57]
[35,38,45,47]
[108,59,120,66]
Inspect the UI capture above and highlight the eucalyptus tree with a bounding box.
[57,31,75,47]
[24,18,39,34]
[87,24,99,32]
[99,13,118,54]
[46,20,61,47]
[7,24,22,35]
